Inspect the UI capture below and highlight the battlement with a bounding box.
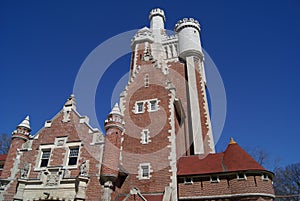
[149,8,166,22]
[175,18,200,32]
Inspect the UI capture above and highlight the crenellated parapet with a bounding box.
[175,18,200,33]
[149,8,166,22]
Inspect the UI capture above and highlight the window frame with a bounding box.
[262,173,269,181]
[210,175,220,183]
[148,99,159,112]
[141,129,150,144]
[184,177,193,185]
[40,149,51,168]
[139,163,151,180]
[135,101,145,114]
[67,146,80,166]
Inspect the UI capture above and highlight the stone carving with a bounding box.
[46,174,59,186]
[63,169,71,178]
[20,162,30,178]
[80,160,89,176]
[22,140,32,150]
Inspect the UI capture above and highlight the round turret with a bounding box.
[149,8,166,23]
[12,115,31,140]
[149,8,165,42]
[175,18,203,60]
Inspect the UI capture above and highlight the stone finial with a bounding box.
[17,115,31,131]
[64,94,76,107]
[229,137,237,145]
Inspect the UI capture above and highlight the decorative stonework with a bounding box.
[20,162,30,179]
[79,160,89,176]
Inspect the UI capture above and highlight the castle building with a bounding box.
[0,8,274,201]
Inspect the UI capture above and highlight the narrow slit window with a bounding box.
[141,129,150,144]
[144,74,149,87]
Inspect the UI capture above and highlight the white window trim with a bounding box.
[38,149,51,169]
[184,177,193,185]
[261,173,269,181]
[140,129,151,144]
[137,163,152,180]
[66,146,80,167]
[237,173,247,180]
[210,176,220,183]
[134,101,145,114]
[147,99,159,112]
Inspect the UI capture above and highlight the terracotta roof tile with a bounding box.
[177,141,265,176]
[0,154,7,161]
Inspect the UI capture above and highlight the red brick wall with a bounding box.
[1,110,103,200]
[178,174,274,200]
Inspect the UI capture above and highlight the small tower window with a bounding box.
[138,163,151,179]
[68,147,79,166]
[40,149,51,167]
[148,99,158,112]
[144,74,149,87]
[141,129,150,144]
[135,101,145,113]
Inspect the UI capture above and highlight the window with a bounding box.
[141,165,150,179]
[237,173,247,180]
[148,99,158,112]
[135,101,145,113]
[144,74,149,87]
[210,175,220,183]
[262,173,269,181]
[40,150,51,167]
[68,147,79,166]
[141,129,150,144]
[138,163,151,179]
[184,177,193,185]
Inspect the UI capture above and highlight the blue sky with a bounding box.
[0,1,299,169]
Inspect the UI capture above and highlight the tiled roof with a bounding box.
[0,154,7,161]
[177,140,265,176]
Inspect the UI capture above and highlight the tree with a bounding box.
[0,133,11,154]
[273,163,300,201]
[246,146,281,171]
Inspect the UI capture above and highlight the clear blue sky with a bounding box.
[0,1,299,169]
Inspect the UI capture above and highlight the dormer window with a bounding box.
[237,173,247,180]
[210,175,220,183]
[184,177,193,185]
[262,173,269,181]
